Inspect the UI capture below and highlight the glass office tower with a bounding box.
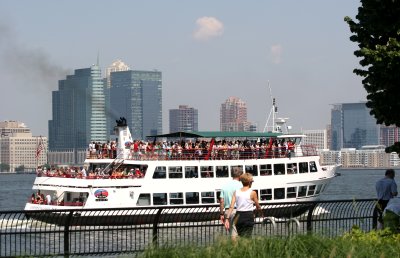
[49,65,107,151]
[109,70,162,139]
[330,102,379,150]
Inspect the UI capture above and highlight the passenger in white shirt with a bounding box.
[225,173,263,237]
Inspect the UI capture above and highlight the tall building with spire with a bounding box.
[220,97,251,131]
[48,65,107,164]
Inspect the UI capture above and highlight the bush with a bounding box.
[140,230,400,258]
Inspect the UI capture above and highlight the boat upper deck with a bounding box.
[87,140,318,161]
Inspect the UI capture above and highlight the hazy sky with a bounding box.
[0,1,366,136]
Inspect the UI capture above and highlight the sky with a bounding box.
[0,0,366,136]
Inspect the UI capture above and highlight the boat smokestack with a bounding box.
[114,117,132,159]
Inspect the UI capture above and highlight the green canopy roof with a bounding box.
[147,131,282,139]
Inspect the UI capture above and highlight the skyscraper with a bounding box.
[220,97,251,131]
[169,105,198,133]
[109,70,162,139]
[330,102,379,150]
[105,59,130,88]
[380,125,400,147]
[49,65,107,152]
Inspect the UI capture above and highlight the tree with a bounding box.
[15,165,25,172]
[0,163,10,172]
[345,0,400,154]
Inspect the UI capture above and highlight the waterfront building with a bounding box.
[330,102,379,150]
[48,65,107,164]
[319,149,341,166]
[0,121,47,172]
[302,129,328,150]
[169,105,198,133]
[220,97,251,132]
[109,70,162,139]
[389,152,400,167]
[319,146,394,168]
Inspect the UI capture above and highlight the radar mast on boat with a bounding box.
[263,81,291,133]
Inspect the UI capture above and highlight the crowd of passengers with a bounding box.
[30,190,55,205]
[36,165,147,179]
[88,138,296,160]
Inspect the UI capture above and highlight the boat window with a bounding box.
[245,165,258,176]
[309,161,318,172]
[153,193,167,205]
[201,192,215,204]
[260,164,272,176]
[169,192,184,205]
[320,184,326,193]
[274,188,285,200]
[298,186,307,197]
[169,166,183,178]
[273,164,285,175]
[299,162,308,173]
[185,166,198,178]
[216,191,221,201]
[260,189,272,201]
[153,166,166,179]
[315,184,323,195]
[216,166,229,178]
[253,189,259,201]
[287,187,297,198]
[200,166,214,178]
[186,192,199,204]
[130,191,134,199]
[230,165,243,175]
[287,163,297,174]
[308,185,316,196]
[137,193,151,206]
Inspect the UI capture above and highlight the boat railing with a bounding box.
[28,199,84,207]
[85,145,318,161]
[36,172,144,180]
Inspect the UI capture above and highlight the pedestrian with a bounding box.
[376,169,398,227]
[219,167,243,239]
[225,173,263,237]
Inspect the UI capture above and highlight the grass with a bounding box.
[138,228,400,258]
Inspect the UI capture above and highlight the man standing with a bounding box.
[219,168,243,239]
[376,169,398,225]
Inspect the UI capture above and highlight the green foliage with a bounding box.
[344,0,400,128]
[15,165,25,172]
[140,231,400,258]
[0,163,10,172]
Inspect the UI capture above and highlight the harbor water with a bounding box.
[0,168,389,210]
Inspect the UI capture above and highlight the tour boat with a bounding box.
[24,115,339,225]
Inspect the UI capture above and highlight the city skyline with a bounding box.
[0,1,366,136]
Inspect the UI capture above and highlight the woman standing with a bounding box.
[225,173,263,237]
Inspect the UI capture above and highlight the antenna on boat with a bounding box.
[263,81,290,133]
[263,81,277,132]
